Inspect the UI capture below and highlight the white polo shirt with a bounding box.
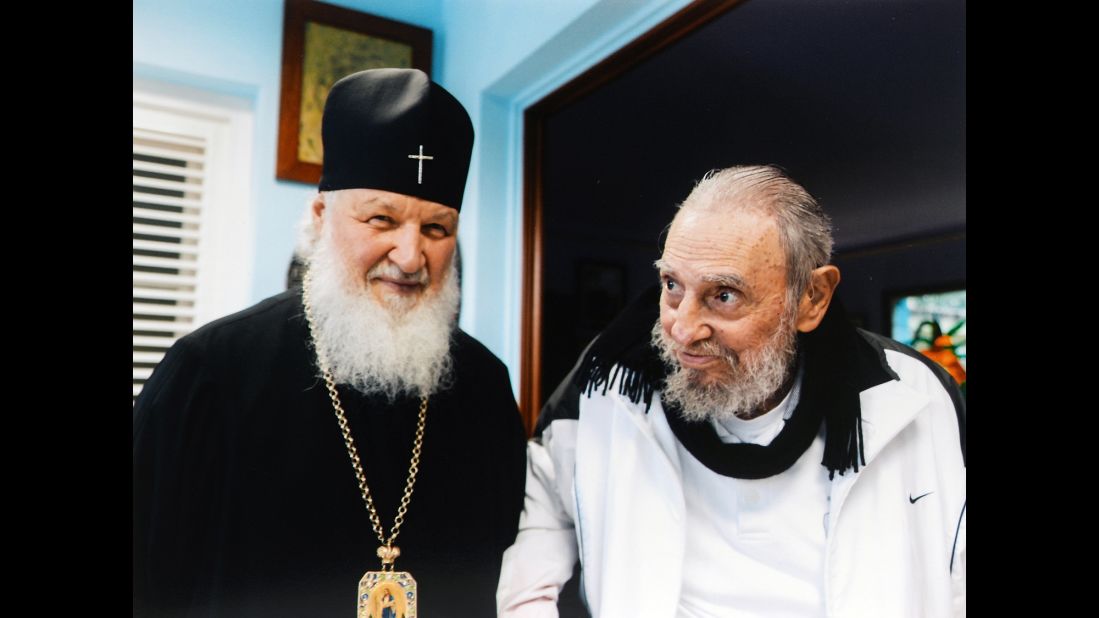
[674,371,831,617]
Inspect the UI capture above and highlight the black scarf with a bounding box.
[574,285,892,479]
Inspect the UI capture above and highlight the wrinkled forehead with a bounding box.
[660,207,787,294]
[665,207,781,260]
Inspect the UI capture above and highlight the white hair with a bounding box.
[295,192,325,260]
[651,302,798,422]
[305,196,459,400]
[677,165,833,303]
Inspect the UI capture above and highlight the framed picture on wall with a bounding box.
[276,0,432,184]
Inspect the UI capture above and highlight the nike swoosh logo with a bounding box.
[909,492,933,504]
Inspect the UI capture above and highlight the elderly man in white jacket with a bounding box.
[498,165,965,617]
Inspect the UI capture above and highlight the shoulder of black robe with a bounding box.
[134,291,299,617]
[134,289,526,617]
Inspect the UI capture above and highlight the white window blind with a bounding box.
[133,84,254,404]
[132,127,206,401]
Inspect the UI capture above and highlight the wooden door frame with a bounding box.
[519,0,746,434]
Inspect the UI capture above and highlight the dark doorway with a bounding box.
[522,0,966,428]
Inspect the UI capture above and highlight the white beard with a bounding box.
[305,232,459,400]
[652,311,798,422]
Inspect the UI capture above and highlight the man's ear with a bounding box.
[795,265,841,333]
[310,193,327,235]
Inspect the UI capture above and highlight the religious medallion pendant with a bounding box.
[358,570,417,618]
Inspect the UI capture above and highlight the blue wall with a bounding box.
[437,0,692,391]
[134,0,693,395]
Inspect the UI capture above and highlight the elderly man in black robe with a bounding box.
[134,69,526,617]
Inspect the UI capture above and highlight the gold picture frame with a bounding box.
[276,0,432,184]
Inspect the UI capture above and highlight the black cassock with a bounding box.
[134,290,527,617]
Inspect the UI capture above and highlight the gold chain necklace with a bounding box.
[302,273,424,617]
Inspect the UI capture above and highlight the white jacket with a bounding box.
[499,333,966,617]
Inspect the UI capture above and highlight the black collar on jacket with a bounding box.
[573,284,894,479]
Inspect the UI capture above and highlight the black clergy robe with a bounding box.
[133,290,527,617]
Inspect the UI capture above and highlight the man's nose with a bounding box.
[387,224,425,274]
[670,295,712,346]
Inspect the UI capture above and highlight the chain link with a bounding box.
[303,273,427,570]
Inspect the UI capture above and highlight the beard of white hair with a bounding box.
[652,306,799,423]
[305,231,459,401]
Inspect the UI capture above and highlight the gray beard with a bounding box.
[652,313,798,422]
[305,233,459,401]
